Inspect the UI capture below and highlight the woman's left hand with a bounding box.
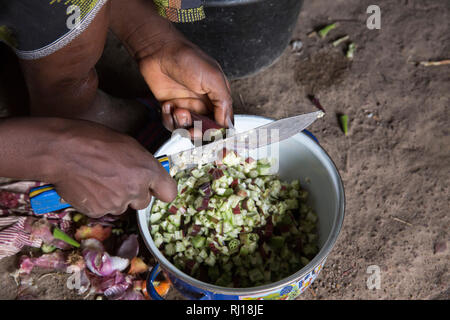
[138,39,233,131]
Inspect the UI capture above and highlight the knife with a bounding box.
[29,111,324,214]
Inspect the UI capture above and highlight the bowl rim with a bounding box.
[137,114,345,296]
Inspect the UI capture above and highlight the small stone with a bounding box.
[290,40,303,53]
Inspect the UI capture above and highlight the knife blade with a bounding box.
[158,111,324,174]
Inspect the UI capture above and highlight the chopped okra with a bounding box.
[150,151,319,287]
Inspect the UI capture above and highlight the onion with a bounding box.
[197,197,210,211]
[199,183,212,197]
[83,250,129,277]
[212,169,224,180]
[209,243,219,254]
[168,205,178,214]
[190,224,202,236]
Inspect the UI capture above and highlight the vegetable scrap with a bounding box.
[75,225,111,242]
[346,43,356,60]
[150,150,319,288]
[332,35,350,47]
[307,95,326,113]
[418,59,450,67]
[128,257,148,275]
[11,214,163,300]
[318,23,338,38]
[53,227,80,248]
[339,114,349,136]
[390,216,412,227]
[153,280,171,296]
[433,241,447,254]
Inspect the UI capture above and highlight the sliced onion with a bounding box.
[212,169,224,180]
[197,197,210,211]
[190,224,202,236]
[199,183,212,197]
[84,250,129,277]
[168,205,178,214]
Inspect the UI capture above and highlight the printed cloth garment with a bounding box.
[153,0,205,23]
[0,0,205,60]
[0,0,108,60]
[0,98,171,260]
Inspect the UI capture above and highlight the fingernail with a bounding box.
[174,114,187,127]
[163,104,172,114]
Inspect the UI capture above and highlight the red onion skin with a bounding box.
[209,243,219,254]
[190,224,202,236]
[169,205,178,214]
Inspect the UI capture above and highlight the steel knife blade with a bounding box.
[159,111,324,173]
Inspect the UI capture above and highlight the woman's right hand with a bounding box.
[0,117,177,218]
[47,119,177,218]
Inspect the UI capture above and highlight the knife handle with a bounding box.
[156,155,170,174]
[29,185,71,215]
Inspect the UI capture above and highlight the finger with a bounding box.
[201,70,233,127]
[161,102,175,131]
[164,97,212,115]
[172,108,192,128]
[147,156,178,203]
[130,191,152,211]
[109,204,129,216]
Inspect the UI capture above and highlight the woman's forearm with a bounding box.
[0,117,67,182]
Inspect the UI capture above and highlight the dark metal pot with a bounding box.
[175,0,304,79]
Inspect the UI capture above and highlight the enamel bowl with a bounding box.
[137,114,345,300]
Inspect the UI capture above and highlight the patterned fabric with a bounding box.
[0,0,108,60]
[153,0,205,23]
[0,99,170,260]
[0,0,204,60]
[0,216,42,259]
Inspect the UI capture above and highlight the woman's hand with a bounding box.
[48,120,177,217]
[138,39,233,132]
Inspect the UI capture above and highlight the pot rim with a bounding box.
[137,114,345,296]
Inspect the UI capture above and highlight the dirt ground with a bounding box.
[0,0,449,300]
